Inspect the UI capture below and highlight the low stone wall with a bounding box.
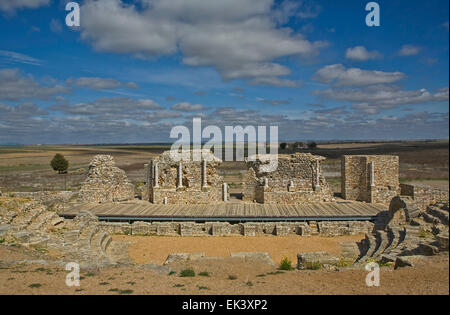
[400,183,449,211]
[97,220,373,237]
[4,191,76,205]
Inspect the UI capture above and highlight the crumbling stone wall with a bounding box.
[147,150,228,204]
[78,155,135,203]
[243,153,333,204]
[341,155,400,204]
[401,183,449,211]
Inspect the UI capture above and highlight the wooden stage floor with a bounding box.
[61,201,387,222]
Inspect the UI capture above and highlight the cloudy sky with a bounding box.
[0,0,448,144]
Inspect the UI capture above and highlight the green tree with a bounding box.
[50,153,69,174]
[279,142,288,150]
[307,141,317,150]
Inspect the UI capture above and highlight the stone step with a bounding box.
[384,226,400,254]
[426,206,449,226]
[11,207,45,227]
[357,233,376,262]
[28,212,60,231]
[371,230,389,259]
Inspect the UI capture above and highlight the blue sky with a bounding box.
[0,0,448,144]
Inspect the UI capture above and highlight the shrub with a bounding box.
[307,141,317,149]
[306,261,322,270]
[279,256,294,271]
[228,275,237,280]
[180,268,195,277]
[198,271,210,277]
[50,153,69,174]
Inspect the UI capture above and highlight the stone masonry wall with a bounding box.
[243,153,333,204]
[78,155,135,203]
[147,150,227,204]
[400,183,449,211]
[342,155,400,204]
[97,220,374,237]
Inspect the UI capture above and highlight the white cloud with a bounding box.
[345,46,381,61]
[171,102,206,112]
[0,68,67,101]
[67,77,139,90]
[0,0,50,13]
[50,19,63,33]
[312,64,405,87]
[79,0,325,87]
[398,45,421,56]
[0,50,42,66]
[315,85,449,114]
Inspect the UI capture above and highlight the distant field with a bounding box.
[0,140,447,193]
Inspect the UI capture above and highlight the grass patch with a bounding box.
[256,274,266,278]
[119,289,134,295]
[246,281,253,287]
[278,256,294,271]
[179,268,195,277]
[336,258,351,268]
[198,271,210,277]
[228,275,237,280]
[168,271,176,276]
[84,272,96,277]
[267,270,285,275]
[173,284,184,288]
[99,282,110,286]
[198,286,209,290]
[126,281,136,285]
[305,262,322,270]
[108,288,119,292]
[28,283,42,288]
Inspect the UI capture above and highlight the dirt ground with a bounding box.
[114,235,365,265]
[0,245,448,295]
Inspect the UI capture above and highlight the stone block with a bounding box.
[297,251,339,270]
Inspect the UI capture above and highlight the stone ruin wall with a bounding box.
[342,155,400,204]
[98,220,374,237]
[400,183,449,211]
[78,155,135,203]
[243,153,333,204]
[146,150,228,204]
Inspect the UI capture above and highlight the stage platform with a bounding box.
[60,201,387,222]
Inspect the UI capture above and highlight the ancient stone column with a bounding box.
[147,160,153,186]
[178,163,183,188]
[315,159,321,190]
[153,162,159,188]
[223,183,228,202]
[264,178,269,187]
[289,180,294,191]
[202,159,207,188]
[369,161,375,187]
[163,197,168,204]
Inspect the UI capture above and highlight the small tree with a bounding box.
[51,153,69,174]
[307,141,317,150]
[280,142,288,150]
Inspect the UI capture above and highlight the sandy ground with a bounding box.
[0,244,448,295]
[113,235,365,265]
